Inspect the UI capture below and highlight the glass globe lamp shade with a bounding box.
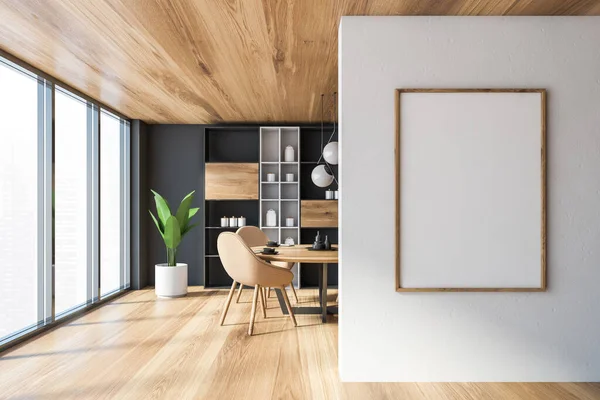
[322,141,338,165]
[311,164,334,187]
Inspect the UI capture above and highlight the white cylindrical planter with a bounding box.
[155,263,188,298]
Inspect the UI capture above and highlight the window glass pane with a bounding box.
[100,111,122,295]
[0,61,40,340]
[54,89,89,315]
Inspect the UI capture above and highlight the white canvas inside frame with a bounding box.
[398,91,544,289]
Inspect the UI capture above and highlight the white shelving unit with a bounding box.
[259,126,301,287]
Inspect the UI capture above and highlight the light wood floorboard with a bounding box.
[0,287,599,399]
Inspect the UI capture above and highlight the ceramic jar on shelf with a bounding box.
[284,145,295,162]
[266,209,277,227]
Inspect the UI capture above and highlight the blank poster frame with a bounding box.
[395,88,547,292]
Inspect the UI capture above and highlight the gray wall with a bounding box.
[340,16,600,381]
[146,124,205,285]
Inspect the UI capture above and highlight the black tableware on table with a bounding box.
[266,240,279,247]
[263,247,276,254]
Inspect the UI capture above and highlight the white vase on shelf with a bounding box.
[266,209,277,227]
[284,145,295,162]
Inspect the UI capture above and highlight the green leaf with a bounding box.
[163,216,181,249]
[149,210,164,237]
[175,190,195,230]
[181,222,199,238]
[151,189,172,225]
[188,207,199,220]
[151,189,171,209]
[182,208,200,233]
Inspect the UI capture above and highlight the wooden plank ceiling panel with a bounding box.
[0,0,598,123]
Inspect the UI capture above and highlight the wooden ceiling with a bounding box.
[1,0,599,123]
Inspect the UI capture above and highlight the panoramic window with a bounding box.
[0,55,130,346]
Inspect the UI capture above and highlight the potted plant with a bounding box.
[149,189,199,298]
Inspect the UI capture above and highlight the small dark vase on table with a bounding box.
[312,231,331,250]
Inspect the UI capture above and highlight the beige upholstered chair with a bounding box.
[235,226,298,303]
[217,232,296,335]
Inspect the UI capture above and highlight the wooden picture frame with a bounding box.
[395,89,547,292]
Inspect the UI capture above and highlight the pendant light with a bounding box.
[311,94,334,188]
[322,92,338,165]
[322,142,338,165]
[311,164,334,188]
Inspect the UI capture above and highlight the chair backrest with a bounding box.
[236,226,269,247]
[217,232,293,287]
[236,226,294,270]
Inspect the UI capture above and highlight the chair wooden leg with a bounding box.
[258,285,267,318]
[248,285,259,335]
[267,287,271,298]
[280,285,297,327]
[220,280,237,326]
[289,284,299,303]
[236,283,243,303]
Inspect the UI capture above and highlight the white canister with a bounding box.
[221,217,228,227]
[284,237,295,245]
[267,173,276,182]
[325,189,333,200]
[237,216,246,227]
[286,217,294,227]
[284,145,295,162]
[286,173,294,182]
[334,190,339,199]
[229,216,237,227]
[266,209,277,227]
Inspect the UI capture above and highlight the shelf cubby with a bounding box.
[260,127,280,163]
[281,201,299,226]
[205,127,259,162]
[205,200,259,227]
[261,183,279,200]
[261,163,279,182]
[281,184,298,200]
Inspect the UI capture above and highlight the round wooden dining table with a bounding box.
[252,244,338,323]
